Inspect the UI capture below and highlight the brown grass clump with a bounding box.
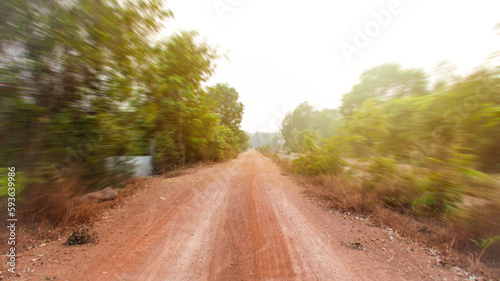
[0,176,149,254]
[278,157,295,175]
[65,226,98,245]
[300,174,365,213]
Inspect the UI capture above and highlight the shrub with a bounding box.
[292,134,345,176]
[412,171,462,217]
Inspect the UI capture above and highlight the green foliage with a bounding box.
[205,125,241,161]
[340,63,428,116]
[342,100,388,157]
[207,84,245,132]
[469,236,500,251]
[411,171,462,216]
[292,134,345,175]
[247,132,280,149]
[278,61,499,226]
[255,144,272,154]
[380,175,422,214]
[0,0,247,198]
[469,236,500,263]
[367,157,397,185]
[1,0,173,187]
[280,102,342,152]
[301,132,318,153]
[0,169,27,199]
[336,63,500,172]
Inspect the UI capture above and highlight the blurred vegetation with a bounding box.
[280,102,342,152]
[0,0,247,197]
[278,60,500,265]
[247,132,280,150]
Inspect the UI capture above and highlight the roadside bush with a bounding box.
[292,134,345,176]
[412,171,463,218]
[378,175,423,215]
[293,150,345,176]
[256,144,272,154]
[293,153,328,175]
[204,125,239,162]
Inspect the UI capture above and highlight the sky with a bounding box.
[161,0,500,133]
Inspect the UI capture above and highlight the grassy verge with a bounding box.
[262,151,500,278]
[0,175,149,253]
[0,158,218,255]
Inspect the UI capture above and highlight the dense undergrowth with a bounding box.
[254,59,500,276]
[259,148,500,276]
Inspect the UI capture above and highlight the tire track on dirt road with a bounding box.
[12,150,464,281]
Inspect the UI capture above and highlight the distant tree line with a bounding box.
[247,132,279,150]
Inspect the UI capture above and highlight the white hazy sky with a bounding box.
[162,0,500,133]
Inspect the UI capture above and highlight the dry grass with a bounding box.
[161,169,191,178]
[273,157,500,278]
[0,176,150,254]
[0,161,203,255]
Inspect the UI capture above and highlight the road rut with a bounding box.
[10,150,463,280]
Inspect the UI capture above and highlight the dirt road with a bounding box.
[11,150,464,280]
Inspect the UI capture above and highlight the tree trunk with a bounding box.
[178,103,185,168]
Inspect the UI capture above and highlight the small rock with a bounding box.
[342,241,365,251]
[80,187,117,202]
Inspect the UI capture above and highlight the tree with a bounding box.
[0,0,171,183]
[340,63,428,116]
[432,61,458,91]
[207,83,244,132]
[280,102,313,151]
[280,102,343,152]
[136,31,219,169]
[343,99,388,157]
